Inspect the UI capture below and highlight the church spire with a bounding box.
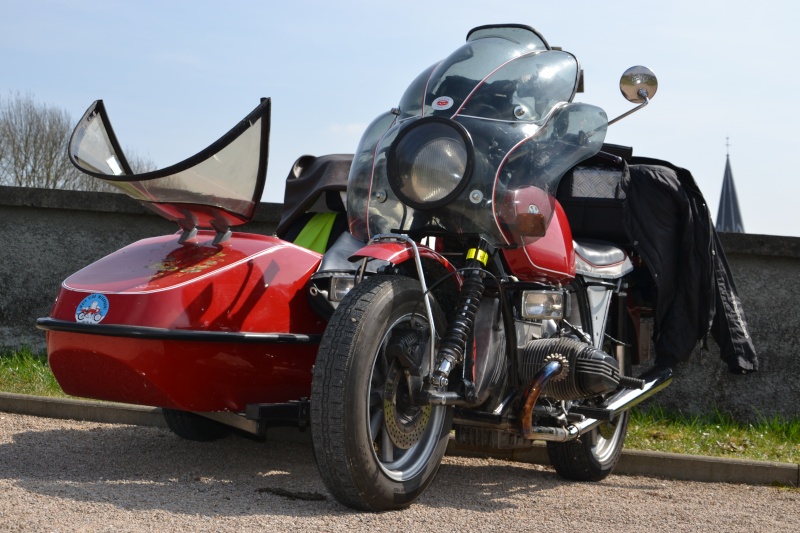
[715,138,745,233]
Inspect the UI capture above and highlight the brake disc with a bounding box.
[383,365,431,449]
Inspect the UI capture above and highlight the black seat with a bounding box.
[276,154,353,252]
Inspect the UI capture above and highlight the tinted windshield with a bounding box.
[348,25,607,246]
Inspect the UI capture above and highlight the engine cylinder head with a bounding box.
[519,337,621,400]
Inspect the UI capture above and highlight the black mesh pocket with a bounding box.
[557,164,628,243]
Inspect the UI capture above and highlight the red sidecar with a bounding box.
[43,232,324,412]
[37,99,349,425]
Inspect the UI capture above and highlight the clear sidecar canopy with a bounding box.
[68,99,271,233]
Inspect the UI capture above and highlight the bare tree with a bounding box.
[0,92,156,192]
[0,92,81,188]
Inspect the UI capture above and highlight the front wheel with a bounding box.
[311,275,453,511]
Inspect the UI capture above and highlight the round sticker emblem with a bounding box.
[433,96,454,111]
[75,293,109,324]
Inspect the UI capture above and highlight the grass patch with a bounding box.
[626,406,800,464]
[0,346,67,398]
[1,348,798,464]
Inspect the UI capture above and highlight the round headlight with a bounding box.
[387,117,473,210]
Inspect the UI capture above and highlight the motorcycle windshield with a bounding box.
[348,25,607,246]
[68,99,270,231]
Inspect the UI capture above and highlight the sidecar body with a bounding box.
[37,99,350,418]
[42,232,325,412]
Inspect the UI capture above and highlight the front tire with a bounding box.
[311,275,453,511]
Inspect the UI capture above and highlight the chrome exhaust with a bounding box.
[526,367,673,442]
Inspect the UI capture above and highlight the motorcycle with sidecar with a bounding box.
[39,24,678,511]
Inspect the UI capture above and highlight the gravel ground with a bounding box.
[1,413,798,532]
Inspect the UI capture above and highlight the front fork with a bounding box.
[429,244,489,387]
[362,235,492,406]
[420,240,493,409]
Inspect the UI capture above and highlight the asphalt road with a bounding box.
[1,412,798,532]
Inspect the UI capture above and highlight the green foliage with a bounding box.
[0,346,67,397]
[627,405,800,464]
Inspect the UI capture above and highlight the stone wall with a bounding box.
[640,233,800,422]
[0,186,279,348]
[1,186,797,422]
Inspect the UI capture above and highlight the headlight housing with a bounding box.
[521,290,566,320]
[330,275,355,302]
[387,117,474,210]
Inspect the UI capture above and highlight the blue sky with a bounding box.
[2,0,799,236]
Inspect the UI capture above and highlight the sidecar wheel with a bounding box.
[162,408,231,442]
[311,275,453,511]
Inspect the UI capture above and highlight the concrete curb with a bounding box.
[0,392,166,428]
[447,442,800,487]
[1,392,798,487]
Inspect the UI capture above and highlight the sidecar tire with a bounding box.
[162,408,231,442]
[311,275,453,511]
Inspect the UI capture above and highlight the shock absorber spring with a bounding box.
[430,244,489,387]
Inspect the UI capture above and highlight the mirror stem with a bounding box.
[608,92,650,126]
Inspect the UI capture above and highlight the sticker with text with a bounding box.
[75,293,109,324]
[432,96,454,111]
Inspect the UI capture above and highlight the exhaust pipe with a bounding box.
[524,366,673,442]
